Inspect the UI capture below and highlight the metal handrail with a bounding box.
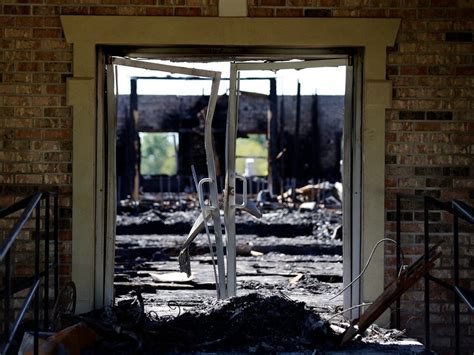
[0,195,36,219]
[0,193,42,262]
[453,199,474,224]
[395,194,473,355]
[1,191,59,355]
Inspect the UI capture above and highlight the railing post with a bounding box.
[34,202,41,355]
[44,193,50,330]
[4,251,11,341]
[423,196,430,351]
[54,193,59,301]
[453,212,460,355]
[395,194,401,329]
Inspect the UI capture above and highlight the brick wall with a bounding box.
[247,1,474,354]
[0,0,217,329]
[1,0,473,353]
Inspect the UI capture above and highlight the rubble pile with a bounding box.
[142,293,337,352]
[41,292,425,354]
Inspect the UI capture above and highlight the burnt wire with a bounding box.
[326,302,373,321]
[329,238,406,301]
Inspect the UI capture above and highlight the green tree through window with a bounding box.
[236,134,268,176]
[140,132,178,175]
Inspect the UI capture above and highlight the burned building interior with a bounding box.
[111,62,349,349]
[114,63,345,304]
[1,4,474,355]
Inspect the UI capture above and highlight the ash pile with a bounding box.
[142,293,335,353]
[48,292,424,354]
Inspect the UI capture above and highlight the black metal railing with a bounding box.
[395,194,474,355]
[0,191,59,355]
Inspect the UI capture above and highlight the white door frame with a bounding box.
[61,16,399,316]
[225,58,360,313]
[100,57,223,307]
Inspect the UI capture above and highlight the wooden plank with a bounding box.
[340,242,443,346]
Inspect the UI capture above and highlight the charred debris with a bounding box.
[98,74,426,353]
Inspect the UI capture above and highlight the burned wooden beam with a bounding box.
[340,242,443,346]
[268,78,279,195]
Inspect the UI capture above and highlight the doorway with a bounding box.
[102,53,362,317]
[61,16,399,315]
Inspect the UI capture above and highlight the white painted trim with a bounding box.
[61,16,400,317]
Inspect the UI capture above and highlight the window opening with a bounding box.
[236,134,268,177]
[139,132,178,176]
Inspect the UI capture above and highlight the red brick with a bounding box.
[0,84,15,94]
[32,5,60,16]
[414,122,442,131]
[117,6,147,15]
[320,0,340,5]
[17,62,43,72]
[456,66,474,76]
[305,9,332,16]
[100,0,129,4]
[15,174,43,184]
[89,6,119,15]
[5,73,33,83]
[32,28,62,38]
[287,0,313,5]
[4,28,32,38]
[359,9,388,17]
[44,107,71,118]
[15,16,44,27]
[276,8,303,16]
[400,66,428,75]
[431,0,455,6]
[175,7,201,15]
[15,39,41,50]
[5,51,32,61]
[13,115,39,127]
[186,0,215,5]
[4,5,31,15]
[33,73,62,83]
[130,0,155,4]
[44,174,70,185]
[42,129,72,140]
[248,7,275,16]
[16,84,43,95]
[44,63,71,73]
[60,6,90,15]
[4,96,31,107]
[15,129,42,139]
[34,51,72,61]
[43,16,62,26]
[332,9,358,16]
[31,96,61,106]
[145,7,174,15]
[420,8,450,18]
[45,84,66,95]
[261,0,286,5]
